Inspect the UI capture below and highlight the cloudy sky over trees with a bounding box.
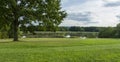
[60,0,120,27]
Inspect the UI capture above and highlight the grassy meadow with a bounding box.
[0,38,120,62]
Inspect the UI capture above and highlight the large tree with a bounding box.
[0,0,67,41]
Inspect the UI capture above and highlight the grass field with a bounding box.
[0,38,120,62]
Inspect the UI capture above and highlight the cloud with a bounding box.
[66,12,99,25]
[60,0,120,27]
[105,3,120,7]
[103,0,120,2]
[67,12,92,22]
[103,0,120,7]
[61,0,88,8]
[116,15,120,21]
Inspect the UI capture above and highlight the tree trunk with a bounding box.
[13,19,18,41]
[11,2,19,41]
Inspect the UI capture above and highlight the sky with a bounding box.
[60,0,120,27]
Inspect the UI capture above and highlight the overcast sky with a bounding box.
[60,0,120,27]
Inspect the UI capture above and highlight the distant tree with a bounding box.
[115,23,120,38]
[98,27,116,38]
[69,26,84,32]
[84,27,99,32]
[0,0,67,41]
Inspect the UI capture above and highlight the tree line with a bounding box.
[59,26,100,32]
[19,24,120,38]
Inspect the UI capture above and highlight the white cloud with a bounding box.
[104,0,120,2]
[61,0,69,4]
[60,0,120,27]
[103,0,120,7]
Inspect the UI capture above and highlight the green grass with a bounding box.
[0,38,120,62]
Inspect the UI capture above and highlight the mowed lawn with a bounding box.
[0,38,120,62]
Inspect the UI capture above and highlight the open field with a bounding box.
[0,38,120,62]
